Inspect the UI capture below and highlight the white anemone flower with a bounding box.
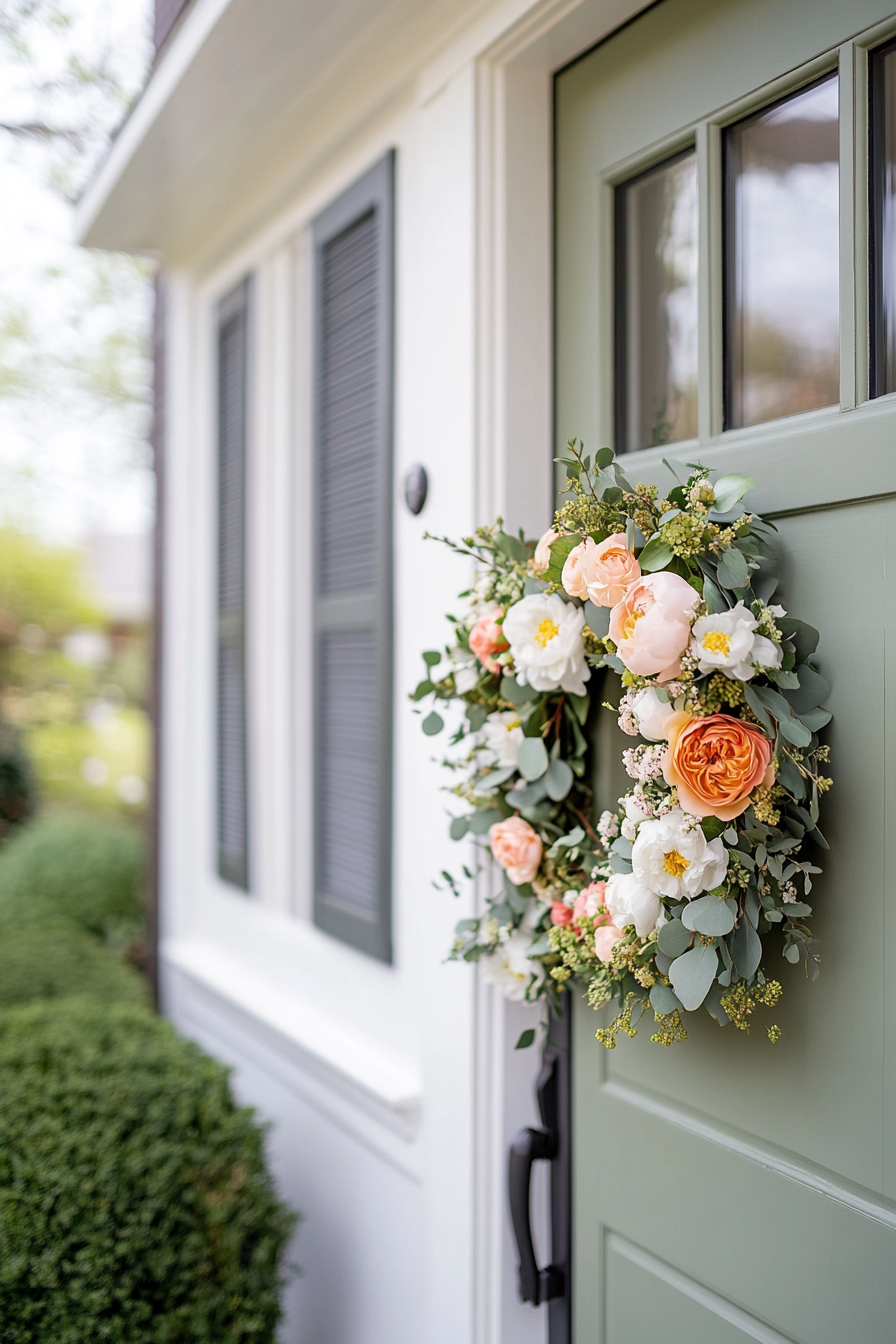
[690,602,783,681]
[631,807,729,901]
[480,710,524,768]
[480,930,545,1001]
[604,872,665,938]
[502,592,590,696]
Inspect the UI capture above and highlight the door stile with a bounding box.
[696,119,723,442]
[849,40,871,408]
[840,42,860,412]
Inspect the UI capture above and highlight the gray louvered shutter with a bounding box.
[216,278,251,891]
[312,152,394,962]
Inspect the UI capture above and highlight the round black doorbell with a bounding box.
[404,463,428,515]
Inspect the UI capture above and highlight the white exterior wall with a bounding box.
[78,1,646,1340]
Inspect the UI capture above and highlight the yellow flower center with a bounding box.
[702,630,731,655]
[622,608,644,640]
[663,849,690,878]
[505,719,521,733]
[535,619,560,647]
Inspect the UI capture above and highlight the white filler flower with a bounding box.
[480,710,524,768]
[503,592,590,695]
[690,602,782,681]
[481,930,545,1001]
[604,872,665,938]
[632,807,729,900]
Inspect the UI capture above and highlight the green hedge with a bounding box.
[0,811,144,943]
[0,998,297,1343]
[0,922,146,1009]
[0,718,37,842]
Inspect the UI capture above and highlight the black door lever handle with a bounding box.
[508,1125,565,1304]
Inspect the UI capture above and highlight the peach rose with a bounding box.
[594,923,625,964]
[469,607,508,673]
[489,816,543,886]
[663,711,775,821]
[571,533,641,607]
[533,528,559,572]
[550,901,574,926]
[609,571,700,680]
[573,880,607,924]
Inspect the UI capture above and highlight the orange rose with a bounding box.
[663,711,774,821]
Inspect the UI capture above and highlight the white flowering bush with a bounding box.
[415,445,831,1048]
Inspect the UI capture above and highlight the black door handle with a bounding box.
[508,1124,565,1304]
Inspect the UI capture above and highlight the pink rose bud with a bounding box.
[488,816,543,886]
[594,924,625,964]
[469,608,508,673]
[551,901,574,926]
[533,528,559,572]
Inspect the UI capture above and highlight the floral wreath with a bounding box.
[413,444,831,1048]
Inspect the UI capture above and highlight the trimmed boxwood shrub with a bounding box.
[0,812,144,942]
[0,998,297,1343]
[0,922,147,1009]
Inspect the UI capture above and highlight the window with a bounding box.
[615,148,698,453]
[311,152,394,962]
[216,278,251,890]
[870,39,896,397]
[724,75,839,428]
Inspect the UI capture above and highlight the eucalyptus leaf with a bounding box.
[466,703,489,731]
[682,895,736,936]
[585,602,611,637]
[449,816,470,841]
[472,766,517,794]
[669,944,719,1011]
[799,706,832,732]
[638,535,674,572]
[422,711,444,736]
[526,934,552,958]
[716,544,750,589]
[422,650,442,667]
[704,983,731,1025]
[712,472,757,513]
[604,653,626,675]
[783,943,801,964]
[770,669,800,690]
[784,664,831,713]
[731,919,762,978]
[595,446,615,469]
[753,684,794,720]
[776,753,805,799]
[500,674,534,708]
[654,951,673,976]
[545,757,574,801]
[778,716,812,748]
[469,808,502,836]
[518,736,549,781]
[701,574,728,614]
[657,918,692,958]
[742,683,774,734]
[609,852,633,874]
[505,779,548,808]
[497,531,528,562]
[649,983,682,1016]
[777,617,819,661]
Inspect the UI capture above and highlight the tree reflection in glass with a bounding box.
[616,149,698,452]
[725,75,839,429]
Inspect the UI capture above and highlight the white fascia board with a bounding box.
[161,937,423,1129]
[75,0,233,251]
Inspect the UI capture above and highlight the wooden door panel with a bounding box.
[605,1235,797,1344]
[575,1004,896,1342]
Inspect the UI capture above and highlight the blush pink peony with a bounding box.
[609,571,700,679]
[469,608,508,673]
[489,816,543,886]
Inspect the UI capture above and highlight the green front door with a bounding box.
[555,2,896,1339]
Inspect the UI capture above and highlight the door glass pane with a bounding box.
[870,41,896,397]
[725,75,839,429]
[615,149,698,452]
